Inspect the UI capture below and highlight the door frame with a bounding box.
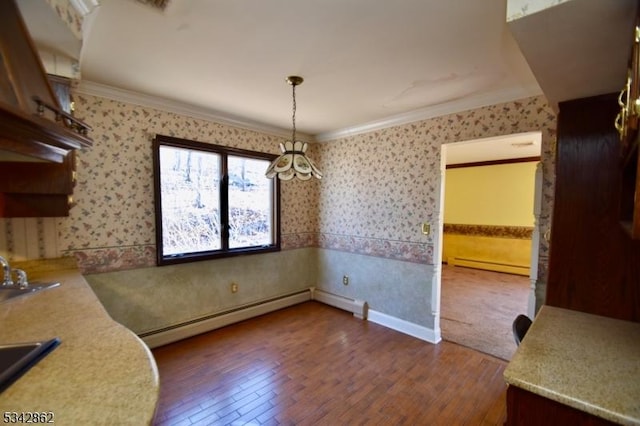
[433,131,543,338]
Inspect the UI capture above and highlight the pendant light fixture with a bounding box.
[265,76,323,180]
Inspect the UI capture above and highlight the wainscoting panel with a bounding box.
[443,224,532,276]
[316,248,436,330]
[85,248,318,336]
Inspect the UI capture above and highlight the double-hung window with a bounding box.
[152,135,280,265]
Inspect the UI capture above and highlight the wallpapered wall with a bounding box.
[60,93,319,272]
[1,0,559,338]
[0,90,556,336]
[506,0,571,21]
[317,125,439,263]
[318,95,556,269]
[62,93,322,334]
[314,95,556,330]
[65,93,556,277]
[44,0,83,40]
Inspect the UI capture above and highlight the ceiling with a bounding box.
[16,0,637,163]
[507,0,637,109]
[445,132,541,166]
[63,0,544,139]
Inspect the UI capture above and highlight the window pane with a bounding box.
[228,156,273,249]
[158,145,221,256]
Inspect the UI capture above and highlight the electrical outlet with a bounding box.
[343,275,349,286]
[231,282,238,293]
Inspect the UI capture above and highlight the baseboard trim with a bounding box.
[141,290,311,348]
[449,256,530,276]
[368,309,441,344]
[139,289,440,349]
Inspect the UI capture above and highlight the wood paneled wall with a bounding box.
[547,93,640,322]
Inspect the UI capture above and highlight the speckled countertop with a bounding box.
[0,258,159,425]
[504,305,640,425]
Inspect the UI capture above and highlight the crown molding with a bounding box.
[315,83,543,142]
[76,80,542,143]
[74,80,306,140]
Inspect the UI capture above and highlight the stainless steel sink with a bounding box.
[0,282,60,304]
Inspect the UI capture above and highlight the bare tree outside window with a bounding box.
[158,145,221,256]
[153,135,280,265]
[228,156,273,248]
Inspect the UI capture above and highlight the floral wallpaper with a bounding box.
[0,91,556,285]
[45,0,84,40]
[318,95,556,284]
[58,93,319,273]
[506,0,571,21]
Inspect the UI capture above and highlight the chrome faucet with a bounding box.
[14,269,28,288]
[0,256,12,286]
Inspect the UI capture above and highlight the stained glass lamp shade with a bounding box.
[265,76,323,181]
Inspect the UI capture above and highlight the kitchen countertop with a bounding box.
[0,258,159,425]
[504,305,640,425]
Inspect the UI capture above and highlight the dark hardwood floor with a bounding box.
[152,301,508,425]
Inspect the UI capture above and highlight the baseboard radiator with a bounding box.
[310,287,368,320]
[449,256,529,276]
[140,290,312,348]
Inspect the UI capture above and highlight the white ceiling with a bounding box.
[445,132,541,165]
[16,0,636,163]
[76,0,542,140]
[508,0,637,109]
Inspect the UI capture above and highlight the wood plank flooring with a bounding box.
[152,301,507,425]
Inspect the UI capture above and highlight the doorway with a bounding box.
[434,131,542,360]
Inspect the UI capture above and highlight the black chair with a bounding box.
[512,314,532,346]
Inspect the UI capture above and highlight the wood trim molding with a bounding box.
[447,156,540,169]
[75,80,310,141]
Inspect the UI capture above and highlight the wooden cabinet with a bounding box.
[0,0,91,217]
[616,20,640,239]
[620,134,640,238]
[547,93,640,322]
[0,152,76,217]
[506,387,616,426]
[0,75,78,217]
[0,0,92,163]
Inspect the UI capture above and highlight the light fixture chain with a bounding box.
[265,75,321,180]
[291,84,297,142]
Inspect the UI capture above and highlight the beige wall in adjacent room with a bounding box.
[444,162,537,227]
[442,161,538,275]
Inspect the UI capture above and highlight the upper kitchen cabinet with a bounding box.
[547,93,640,322]
[620,123,640,239]
[0,0,94,217]
[0,0,92,164]
[617,18,640,239]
